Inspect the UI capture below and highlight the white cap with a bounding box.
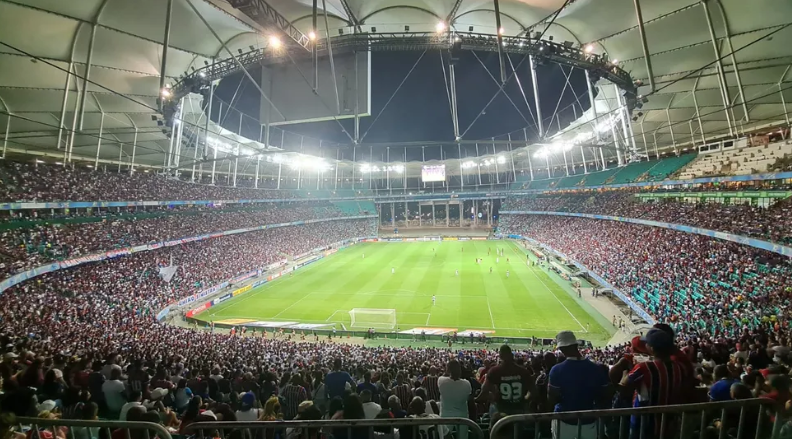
[555,331,578,348]
[37,400,57,413]
[150,388,168,400]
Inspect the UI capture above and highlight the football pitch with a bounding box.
[197,240,613,343]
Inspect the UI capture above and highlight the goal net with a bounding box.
[349,308,397,330]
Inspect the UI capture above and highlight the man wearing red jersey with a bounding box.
[476,345,534,418]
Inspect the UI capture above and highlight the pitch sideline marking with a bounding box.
[526,264,588,333]
[486,298,496,329]
[505,240,588,333]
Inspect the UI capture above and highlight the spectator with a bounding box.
[102,368,127,417]
[438,359,472,439]
[548,331,609,439]
[325,359,356,400]
[617,328,696,439]
[235,392,262,421]
[360,390,381,419]
[708,365,739,402]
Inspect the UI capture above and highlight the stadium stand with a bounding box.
[503,191,792,245]
[578,167,620,186]
[643,153,698,181]
[0,203,359,278]
[554,173,586,188]
[677,142,792,179]
[499,214,792,335]
[609,160,658,184]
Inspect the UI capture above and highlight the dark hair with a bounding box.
[327,397,344,416]
[81,402,99,420]
[342,394,365,420]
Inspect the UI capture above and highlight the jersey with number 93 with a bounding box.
[485,362,533,412]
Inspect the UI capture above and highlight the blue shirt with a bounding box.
[325,371,354,399]
[709,379,738,402]
[549,358,608,416]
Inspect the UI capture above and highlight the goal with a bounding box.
[349,308,397,330]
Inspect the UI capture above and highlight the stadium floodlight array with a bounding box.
[349,308,397,330]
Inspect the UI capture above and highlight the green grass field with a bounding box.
[197,240,612,343]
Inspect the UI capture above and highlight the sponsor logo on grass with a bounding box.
[213,318,255,325]
[456,330,495,336]
[398,327,456,335]
[245,321,299,327]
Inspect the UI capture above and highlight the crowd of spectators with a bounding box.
[503,192,792,245]
[0,162,298,202]
[499,214,791,337]
[0,203,356,278]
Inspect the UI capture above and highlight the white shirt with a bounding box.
[119,401,141,421]
[438,376,471,417]
[102,379,127,412]
[362,401,382,419]
[236,408,263,422]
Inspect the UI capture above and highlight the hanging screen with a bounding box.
[421,165,446,182]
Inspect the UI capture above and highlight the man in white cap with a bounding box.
[548,331,608,439]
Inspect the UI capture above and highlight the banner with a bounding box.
[213,293,233,305]
[156,306,171,321]
[185,301,211,318]
[230,270,256,285]
[232,285,252,297]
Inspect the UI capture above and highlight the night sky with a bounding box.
[213,50,591,161]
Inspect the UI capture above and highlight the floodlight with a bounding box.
[584,44,594,53]
[161,88,172,98]
[198,71,206,78]
[436,21,446,32]
[611,59,619,65]
[308,30,317,40]
[269,35,282,49]
[498,27,505,35]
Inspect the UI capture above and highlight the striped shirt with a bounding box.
[627,358,695,434]
[422,375,440,401]
[280,384,307,420]
[393,383,413,405]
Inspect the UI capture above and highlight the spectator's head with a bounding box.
[129,390,142,402]
[446,359,462,380]
[555,331,579,357]
[499,345,514,363]
[262,396,282,421]
[642,328,674,358]
[387,395,402,412]
[342,393,365,420]
[408,397,425,415]
[730,383,752,400]
[240,392,256,411]
[713,365,730,381]
[333,358,342,370]
[327,397,344,417]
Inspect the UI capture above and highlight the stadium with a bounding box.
[0,0,791,438]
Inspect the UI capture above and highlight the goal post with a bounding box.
[349,308,397,330]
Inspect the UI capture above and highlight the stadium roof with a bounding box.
[1,0,791,170]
